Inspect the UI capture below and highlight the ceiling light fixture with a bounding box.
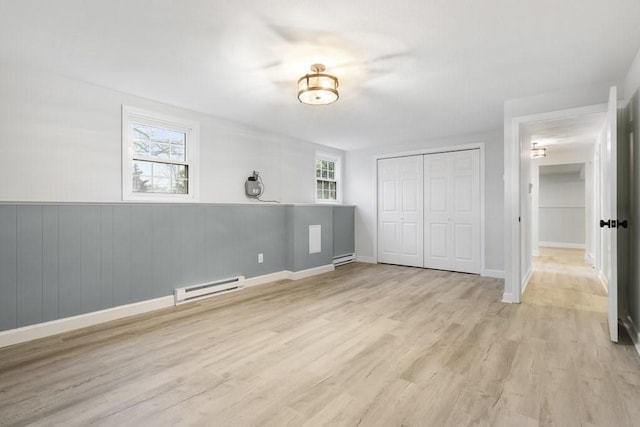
[531,143,547,159]
[297,64,339,105]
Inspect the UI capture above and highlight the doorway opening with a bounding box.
[519,112,607,305]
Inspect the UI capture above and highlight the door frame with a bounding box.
[504,103,607,303]
[372,142,487,275]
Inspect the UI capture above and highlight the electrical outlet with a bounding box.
[258,253,264,263]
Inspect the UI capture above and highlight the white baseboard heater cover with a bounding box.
[333,253,356,266]
[174,276,245,305]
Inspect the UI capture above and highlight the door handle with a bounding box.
[600,219,629,228]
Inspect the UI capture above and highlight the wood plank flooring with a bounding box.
[0,254,638,426]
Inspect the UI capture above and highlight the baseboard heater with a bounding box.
[333,253,356,266]
[174,276,245,305]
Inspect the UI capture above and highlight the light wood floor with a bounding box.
[523,247,607,312]
[0,256,638,426]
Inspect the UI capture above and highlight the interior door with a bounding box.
[424,152,452,270]
[377,156,424,267]
[451,150,481,273]
[601,86,618,342]
[424,150,480,273]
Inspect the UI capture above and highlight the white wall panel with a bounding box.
[0,64,342,204]
[538,173,586,246]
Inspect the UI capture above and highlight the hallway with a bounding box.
[518,246,639,426]
[524,247,607,312]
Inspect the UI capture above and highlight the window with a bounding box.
[122,106,199,201]
[315,153,341,203]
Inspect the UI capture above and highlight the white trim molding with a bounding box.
[244,271,289,288]
[121,105,200,203]
[504,102,607,304]
[315,151,343,204]
[482,269,505,279]
[502,292,515,303]
[521,266,534,296]
[0,264,336,349]
[0,296,175,349]
[356,255,377,264]
[598,270,608,293]
[539,242,586,249]
[287,264,335,280]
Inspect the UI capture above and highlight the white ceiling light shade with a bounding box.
[531,142,547,159]
[297,64,339,105]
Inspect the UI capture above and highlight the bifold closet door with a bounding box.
[377,156,424,267]
[424,150,480,274]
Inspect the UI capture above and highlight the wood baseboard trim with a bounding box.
[286,264,335,280]
[502,292,515,303]
[521,266,534,296]
[0,296,174,349]
[0,264,336,349]
[244,271,289,287]
[356,256,377,264]
[482,269,504,279]
[538,242,585,249]
[598,270,608,293]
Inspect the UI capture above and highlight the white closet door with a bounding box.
[424,150,480,273]
[451,150,480,273]
[377,156,424,267]
[423,152,452,270]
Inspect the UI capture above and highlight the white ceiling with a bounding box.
[523,112,606,154]
[1,0,639,151]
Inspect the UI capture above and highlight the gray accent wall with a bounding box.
[333,206,355,257]
[0,203,355,332]
[285,206,333,272]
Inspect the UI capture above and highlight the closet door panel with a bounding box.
[397,156,424,267]
[429,223,449,259]
[377,156,423,267]
[401,222,419,256]
[378,158,400,264]
[451,150,480,273]
[424,149,480,273]
[424,153,452,270]
[380,222,399,262]
[453,223,474,260]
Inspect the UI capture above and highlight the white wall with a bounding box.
[344,130,504,272]
[538,172,586,246]
[0,63,343,204]
[625,47,640,101]
[530,148,595,258]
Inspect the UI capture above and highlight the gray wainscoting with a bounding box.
[0,204,355,332]
[333,206,355,258]
[286,206,333,272]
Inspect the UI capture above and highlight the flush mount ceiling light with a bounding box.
[531,142,547,159]
[297,64,339,105]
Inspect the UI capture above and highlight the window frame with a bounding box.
[122,105,200,202]
[315,152,342,204]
